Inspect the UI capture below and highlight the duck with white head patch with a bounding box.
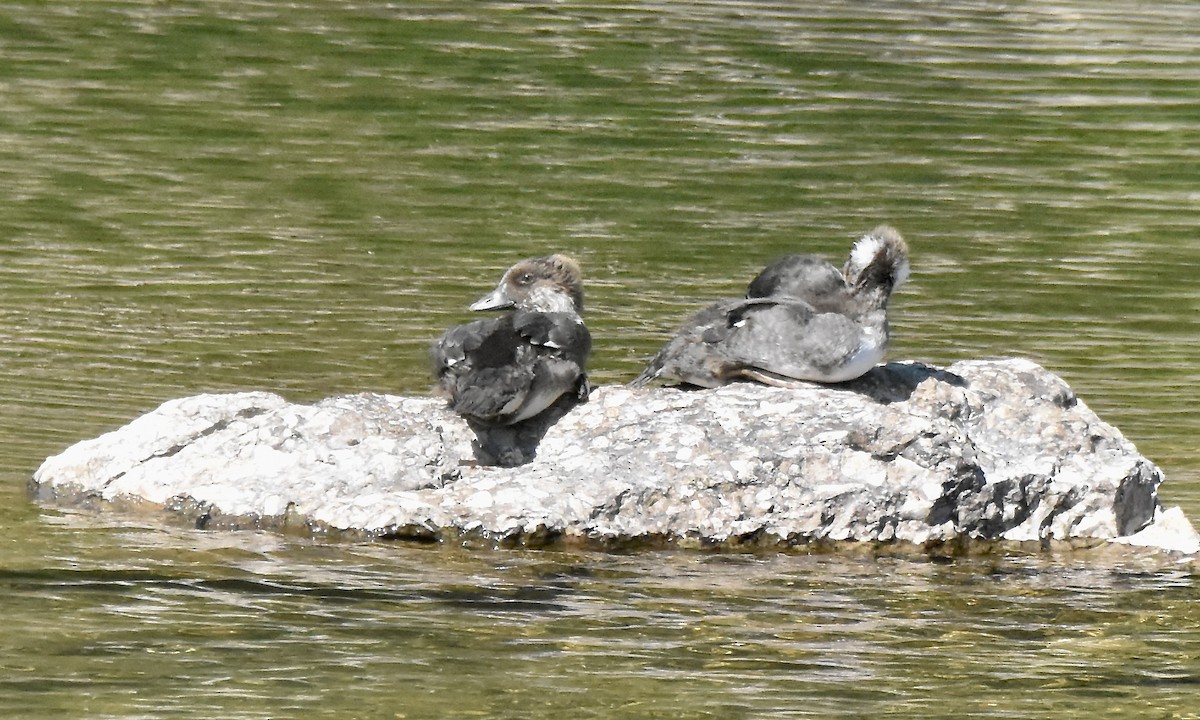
[432,254,591,465]
[633,225,909,388]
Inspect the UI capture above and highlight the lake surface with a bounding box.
[2,1,1199,717]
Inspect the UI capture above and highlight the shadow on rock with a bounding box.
[841,361,967,404]
[466,392,584,467]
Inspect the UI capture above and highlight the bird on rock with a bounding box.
[632,225,909,389]
[432,254,592,457]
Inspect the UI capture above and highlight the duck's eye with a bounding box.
[516,272,534,285]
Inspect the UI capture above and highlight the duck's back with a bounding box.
[746,254,854,313]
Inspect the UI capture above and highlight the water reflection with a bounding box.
[8,522,1198,718]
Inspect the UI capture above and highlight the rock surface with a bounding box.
[30,358,1199,553]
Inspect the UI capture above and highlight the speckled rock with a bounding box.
[30,358,1199,553]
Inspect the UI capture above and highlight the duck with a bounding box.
[431,254,591,429]
[632,225,909,389]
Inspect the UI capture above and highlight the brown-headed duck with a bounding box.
[432,254,591,430]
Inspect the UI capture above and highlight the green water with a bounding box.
[3,2,1200,717]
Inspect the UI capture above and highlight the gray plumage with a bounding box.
[633,226,909,388]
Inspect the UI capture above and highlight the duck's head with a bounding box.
[843,225,910,301]
[470,254,585,314]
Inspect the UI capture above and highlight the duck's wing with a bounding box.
[431,316,537,423]
[432,316,506,375]
[633,293,884,388]
[722,299,883,383]
[507,310,592,421]
[511,310,592,367]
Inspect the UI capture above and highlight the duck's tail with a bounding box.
[630,361,661,387]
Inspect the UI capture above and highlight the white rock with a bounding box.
[30,359,1197,554]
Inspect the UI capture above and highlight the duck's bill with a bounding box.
[470,287,513,311]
